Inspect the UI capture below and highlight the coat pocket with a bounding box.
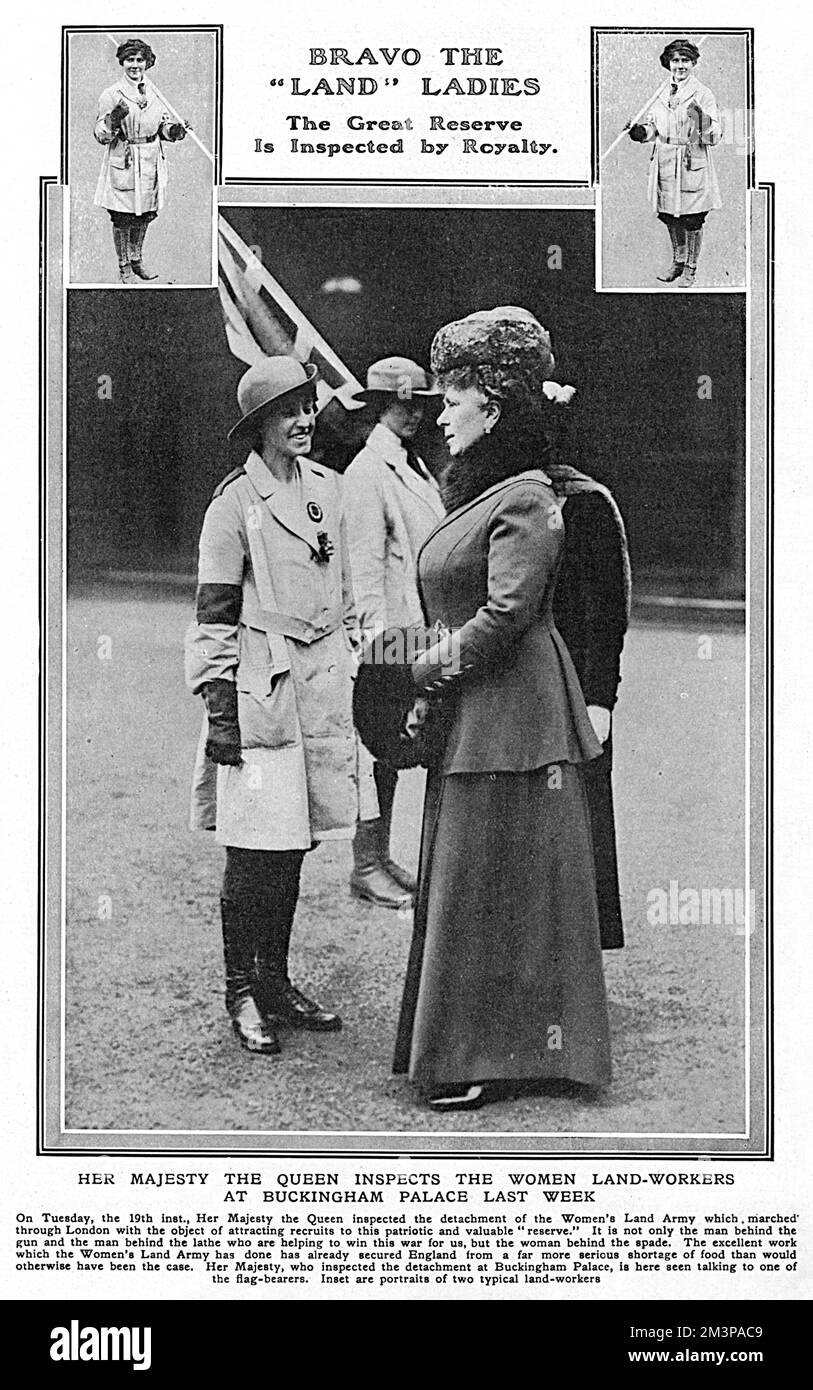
[236,665,300,749]
[108,150,135,192]
[682,153,708,191]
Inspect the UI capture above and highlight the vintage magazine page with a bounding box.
[2,0,812,1361]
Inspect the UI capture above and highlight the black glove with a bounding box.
[166,121,187,141]
[203,678,242,766]
[628,123,649,142]
[108,99,129,132]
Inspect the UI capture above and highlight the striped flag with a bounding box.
[218,213,365,412]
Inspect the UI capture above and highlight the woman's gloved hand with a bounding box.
[587,704,611,745]
[627,122,649,142]
[166,120,189,140]
[107,99,130,132]
[203,678,243,765]
[404,697,429,740]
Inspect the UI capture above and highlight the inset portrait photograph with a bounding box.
[65,28,219,286]
[596,31,751,291]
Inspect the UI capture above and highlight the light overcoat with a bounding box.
[94,74,175,215]
[185,453,359,850]
[342,423,445,637]
[637,75,722,217]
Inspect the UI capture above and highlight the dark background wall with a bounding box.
[67,207,745,596]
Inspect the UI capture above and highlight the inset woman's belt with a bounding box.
[119,133,159,168]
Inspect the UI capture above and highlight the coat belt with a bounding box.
[241,601,339,645]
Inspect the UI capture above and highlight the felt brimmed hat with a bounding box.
[659,39,700,68]
[430,306,555,383]
[228,357,318,442]
[355,356,439,402]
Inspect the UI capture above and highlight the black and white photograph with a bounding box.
[595,29,751,291]
[64,26,219,286]
[9,0,813,1329]
[53,197,760,1150]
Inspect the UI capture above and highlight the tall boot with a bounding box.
[252,855,342,1031]
[350,818,412,909]
[129,217,158,280]
[678,228,703,287]
[220,896,280,1054]
[656,218,685,283]
[113,226,135,284]
[374,762,417,893]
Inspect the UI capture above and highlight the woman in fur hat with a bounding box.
[94,38,190,283]
[393,309,612,1111]
[627,39,722,287]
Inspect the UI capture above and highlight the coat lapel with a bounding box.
[417,467,553,561]
[366,424,442,512]
[244,452,326,556]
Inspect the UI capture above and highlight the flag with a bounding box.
[218,213,365,412]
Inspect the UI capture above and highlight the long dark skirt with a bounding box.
[393,761,612,1092]
[582,732,624,950]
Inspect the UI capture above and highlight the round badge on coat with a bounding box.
[307,502,324,523]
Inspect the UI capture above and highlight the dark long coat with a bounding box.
[551,483,629,950]
[393,467,611,1091]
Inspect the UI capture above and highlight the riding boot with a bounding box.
[113,227,136,283]
[656,218,685,282]
[350,818,412,908]
[678,228,703,287]
[374,762,417,893]
[220,897,280,1054]
[129,218,158,280]
[253,854,342,1032]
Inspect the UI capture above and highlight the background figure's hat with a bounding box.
[228,357,318,441]
[659,39,700,68]
[355,356,439,402]
[430,306,556,386]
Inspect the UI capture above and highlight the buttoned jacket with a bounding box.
[411,470,602,775]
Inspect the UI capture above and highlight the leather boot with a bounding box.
[113,227,136,283]
[656,219,685,282]
[220,897,280,1054]
[129,219,158,280]
[375,764,417,894]
[252,860,342,1032]
[350,819,413,908]
[677,228,702,287]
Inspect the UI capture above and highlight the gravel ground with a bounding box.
[64,590,748,1140]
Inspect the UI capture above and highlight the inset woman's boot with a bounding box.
[678,228,703,287]
[220,897,280,1054]
[113,227,136,283]
[129,217,158,280]
[657,219,686,282]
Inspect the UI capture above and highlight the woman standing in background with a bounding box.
[547,447,631,952]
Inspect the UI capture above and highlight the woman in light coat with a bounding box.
[94,38,189,283]
[627,38,722,287]
[393,309,611,1112]
[343,356,444,907]
[185,357,358,1055]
